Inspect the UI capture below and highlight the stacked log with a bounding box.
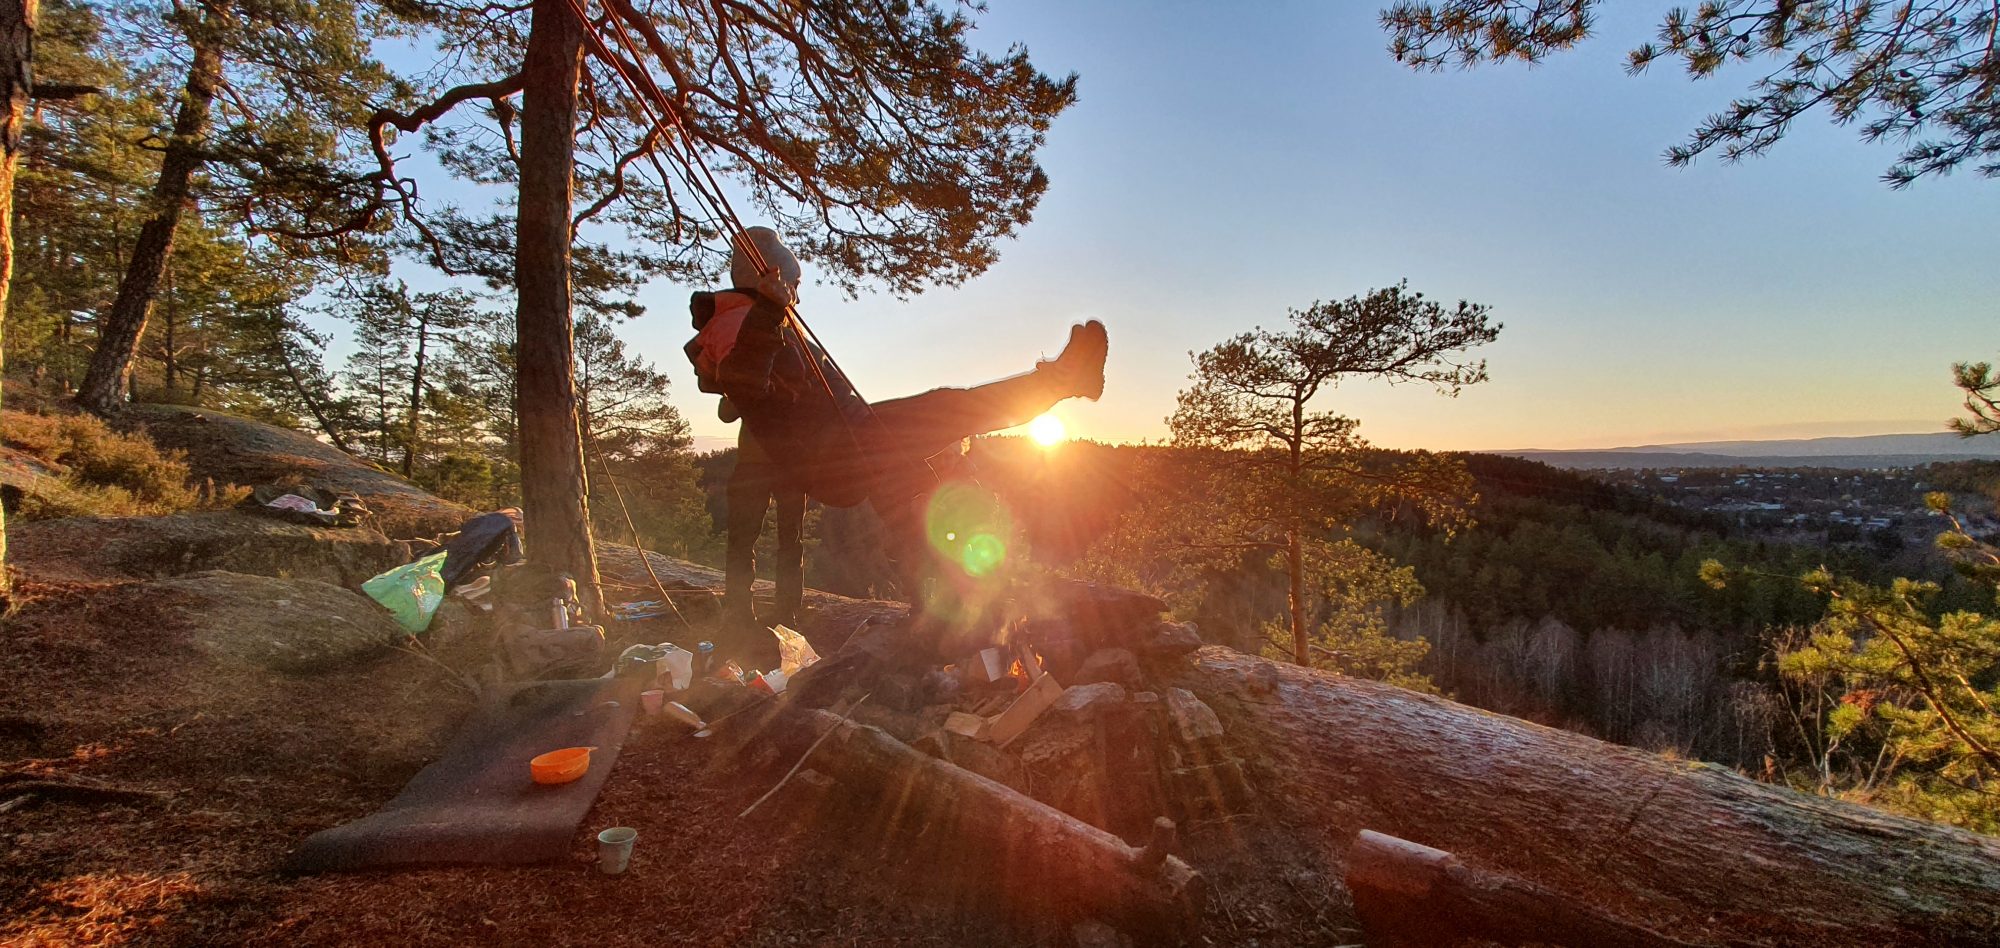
[755,706,1205,932]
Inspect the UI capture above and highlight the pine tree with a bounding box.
[368,0,1077,610]
[5,0,143,393]
[1950,361,2000,437]
[7,5,331,421]
[333,281,477,474]
[1168,281,1500,666]
[569,314,707,558]
[1708,493,2000,831]
[72,0,407,413]
[0,0,34,608]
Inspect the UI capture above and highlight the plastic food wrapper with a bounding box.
[659,646,694,691]
[612,643,695,690]
[747,669,788,696]
[361,551,449,634]
[772,624,819,678]
[265,493,328,514]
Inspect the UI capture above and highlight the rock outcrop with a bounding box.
[150,570,407,673]
[121,404,474,536]
[11,511,407,586]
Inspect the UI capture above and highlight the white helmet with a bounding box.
[729,226,801,305]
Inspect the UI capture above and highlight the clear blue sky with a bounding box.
[381,1,2000,452]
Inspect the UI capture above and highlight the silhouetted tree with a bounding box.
[334,281,478,475]
[1381,0,2000,186]
[574,313,709,559]
[1951,360,2000,436]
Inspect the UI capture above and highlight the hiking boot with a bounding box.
[1038,319,1108,400]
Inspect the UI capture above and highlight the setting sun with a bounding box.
[1028,413,1066,447]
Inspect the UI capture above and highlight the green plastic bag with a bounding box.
[362,551,449,635]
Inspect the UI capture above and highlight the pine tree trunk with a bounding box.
[0,0,35,609]
[159,275,177,398]
[75,18,221,415]
[1287,527,1306,665]
[1191,648,2000,945]
[404,318,427,479]
[278,340,351,452]
[55,304,69,391]
[1287,411,1307,666]
[513,0,601,614]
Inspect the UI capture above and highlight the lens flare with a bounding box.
[1029,413,1066,447]
[962,533,1007,577]
[925,481,1015,580]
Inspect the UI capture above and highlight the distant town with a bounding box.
[1589,466,1999,553]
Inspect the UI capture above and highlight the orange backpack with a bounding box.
[685,290,788,400]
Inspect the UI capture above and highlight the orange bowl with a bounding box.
[530,746,593,785]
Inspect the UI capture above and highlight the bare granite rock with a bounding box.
[150,570,405,673]
[10,510,408,587]
[1164,687,1225,744]
[1053,682,1128,715]
[1075,647,1144,690]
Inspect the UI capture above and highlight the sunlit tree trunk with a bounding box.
[404,317,428,478]
[278,341,351,452]
[1287,397,1307,665]
[1287,528,1306,665]
[0,0,34,608]
[159,270,177,398]
[75,8,221,414]
[514,0,601,613]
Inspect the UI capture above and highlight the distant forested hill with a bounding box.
[701,440,1928,632]
[696,440,1980,765]
[1374,453,1853,633]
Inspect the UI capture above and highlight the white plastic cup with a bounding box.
[659,646,694,691]
[596,826,637,875]
[640,689,665,715]
[661,701,706,729]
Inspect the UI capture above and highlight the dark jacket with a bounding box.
[688,288,873,506]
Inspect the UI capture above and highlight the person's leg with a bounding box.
[723,439,775,627]
[773,484,805,627]
[863,320,1107,460]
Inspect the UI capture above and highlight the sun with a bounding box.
[1028,412,1066,447]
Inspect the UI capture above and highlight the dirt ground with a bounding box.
[1,401,1356,946]
[0,577,1359,947]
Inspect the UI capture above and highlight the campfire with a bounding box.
[682,578,1240,931]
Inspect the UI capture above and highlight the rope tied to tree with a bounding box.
[555,0,945,503]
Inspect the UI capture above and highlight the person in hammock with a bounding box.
[689,227,1107,610]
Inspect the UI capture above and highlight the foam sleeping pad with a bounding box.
[287,676,640,871]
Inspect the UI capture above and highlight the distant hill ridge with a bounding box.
[1503,432,2000,469]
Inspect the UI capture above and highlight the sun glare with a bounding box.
[1029,413,1066,447]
